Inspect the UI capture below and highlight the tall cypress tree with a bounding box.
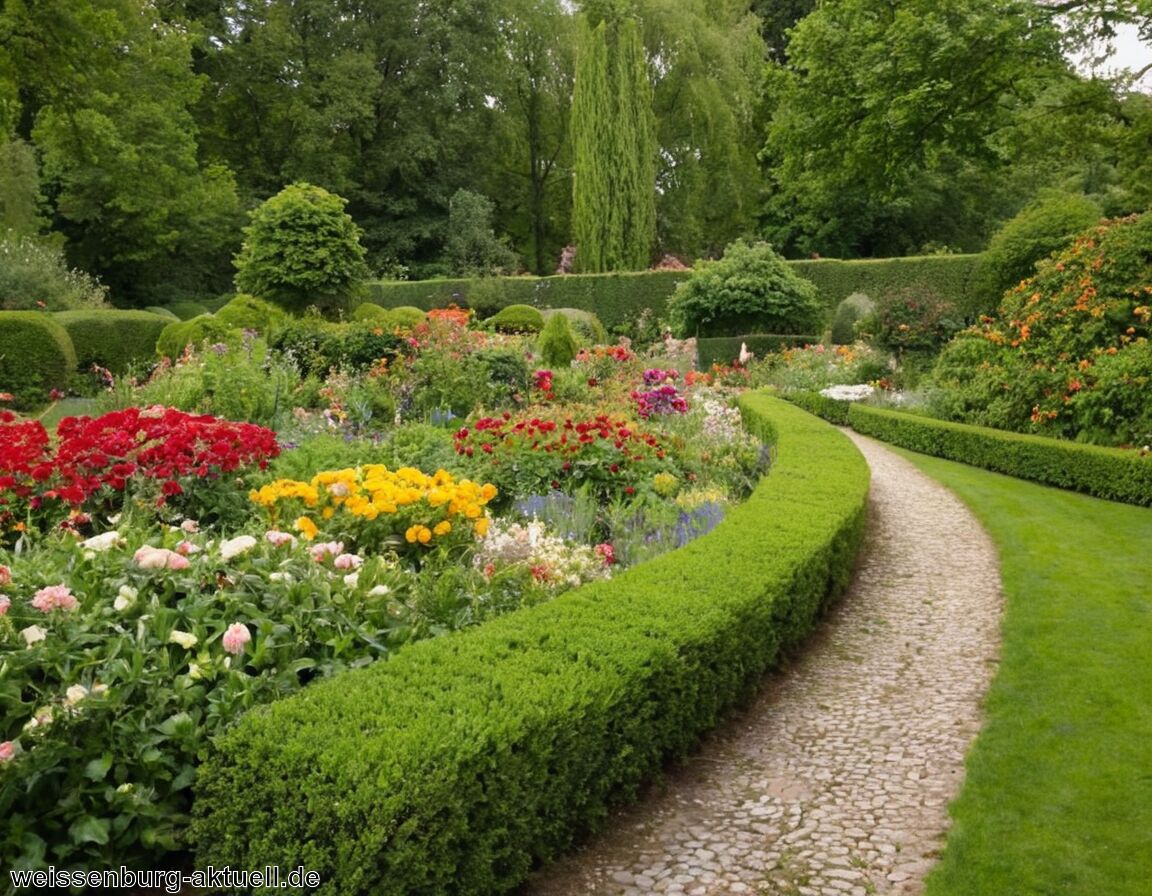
[571,5,656,272]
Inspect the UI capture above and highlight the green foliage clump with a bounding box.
[926,213,1152,445]
[444,189,519,276]
[54,310,172,375]
[0,232,108,311]
[486,303,545,334]
[829,292,874,345]
[858,286,962,354]
[667,241,823,338]
[848,404,1152,506]
[191,397,869,895]
[385,306,426,330]
[972,192,1102,313]
[167,300,211,321]
[233,182,369,315]
[144,306,180,320]
[351,302,389,322]
[538,311,579,367]
[269,318,403,377]
[542,307,608,345]
[155,314,237,360]
[213,293,290,334]
[0,311,78,407]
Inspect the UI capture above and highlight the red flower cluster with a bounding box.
[0,407,280,525]
[532,369,554,401]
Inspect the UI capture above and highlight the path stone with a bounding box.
[522,432,1002,896]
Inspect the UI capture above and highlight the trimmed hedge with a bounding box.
[54,310,172,374]
[213,294,289,334]
[191,396,869,895]
[847,404,1152,506]
[782,391,853,426]
[697,334,818,369]
[368,256,979,330]
[486,303,545,334]
[0,311,78,407]
[167,300,212,321]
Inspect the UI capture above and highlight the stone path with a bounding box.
[522,432,1003,896]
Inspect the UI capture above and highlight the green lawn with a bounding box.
[34,396,99,430]
[891,448,1152,896]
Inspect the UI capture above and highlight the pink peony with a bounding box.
[0,595,10,616]
[175,540,201,555]
[0,741,15,762]
[133,546,190,570]
[265,530,297,548]
[333,553,363,570]
[31,584,79,613]
[0,565,10,586]
[309,541,344,562]
[221,622,251,655]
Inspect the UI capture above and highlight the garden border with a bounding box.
[191,395,870,895]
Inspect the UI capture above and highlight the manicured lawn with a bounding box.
[891,448,1152,896]
[34,396,98,430]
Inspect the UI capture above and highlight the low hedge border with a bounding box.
[783,394,1152,507]
[191,395,870,895]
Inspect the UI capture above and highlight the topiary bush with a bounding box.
[144,306,180,320]
[666,240,823,338]
[537,311,579,367]
[55,310,172,375]
[167,300,211,321]
[351,302,390,322]
[0,311,77,407]
[155,314,238,360]
[829,292,874,345]
[486,303,545,334]
[384,306,427,331]
[542,308,608,346]
[233,182,369,315]
[213,293,290,334]
[971,191,1102,314]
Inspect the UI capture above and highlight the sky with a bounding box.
[1070,23,1152,90]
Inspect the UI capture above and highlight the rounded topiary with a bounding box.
[0,311,77,407]
[155,314,238,360]
[144,306,180,320]
[486,303,545,334]
[538,311,579,368]
[542,308,608,346]
[233,181,369,315]
[168,300,212,321]
[55,310,172,374]
[666,240,823,338]
[214,293,290,334]
[972,191,1102,313]
[384,306,427,331]
[829,293,874,345]
[351,302,390,322]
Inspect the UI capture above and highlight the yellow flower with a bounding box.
[433,520,452,537]
[294,516,319,540]
[473,517,490,537]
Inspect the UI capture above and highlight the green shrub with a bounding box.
[538,312,579,367]
[857,286,963,355]
[268,316,339,377]
[214,293,290,334]
[542,308,608,346]
[0,311,77,407]
[168,300,211,321]
[144,306,180,320]
[783,391,853,426]
[486,303,545,334]
[351,302,390,321]
[191,396,869,895]
[829,292,874,345]
[385,306,427,331]
[155,314,238,360]
[54,310,172,375]
[848,404,1152,506]
[696,334,817,369]
[666,241,823,338]
[476,348,530,404]
[971,191,1102,313]
[233,182,369,315]
[0,231,108,311]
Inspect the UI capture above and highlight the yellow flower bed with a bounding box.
[250,465,496,552]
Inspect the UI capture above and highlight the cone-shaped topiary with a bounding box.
[538,311,579,367]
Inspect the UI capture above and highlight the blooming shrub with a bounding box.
[632,370,689,419]
[250,464,497,556]
[473,518,611,590]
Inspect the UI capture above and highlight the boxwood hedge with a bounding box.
[191,395,869,895]
[54,310,172,374]
[844,404,1151,506]
[0,311,77,408]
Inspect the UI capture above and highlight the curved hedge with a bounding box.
[191,395,869,895]
[54,310,172,374]
[0,311,77,408]
[846,404,1152,506]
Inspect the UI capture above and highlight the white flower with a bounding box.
[81,531,123,552]
[64,684,89,706]
[188,662,204,680]
[367,584,391,597]
[114,585,138,611]
[23,706,54,732]
[219,535,258,561]
[268,572,293,583]
[819,383,875,402]
[20,625,47,647]
[343,572,360,588]
[168,630,198,649]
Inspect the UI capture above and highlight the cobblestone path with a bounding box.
[522,432,1003,896]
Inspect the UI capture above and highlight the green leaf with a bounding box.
[69,815,110,846]
[83,754,113,782]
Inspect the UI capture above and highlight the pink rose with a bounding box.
[309,541,344,562]
[0,741,15,762]
[31,584,79,613]
[0,565,10,586]
[221,622,251,655]
[265,530,297,548]
[176,540,201,555]
[0,595,10,616]
[133,546,190,570]
[333,553,363,570]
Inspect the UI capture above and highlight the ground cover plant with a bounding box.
[891,449,1152,896]
[0,304,770,872]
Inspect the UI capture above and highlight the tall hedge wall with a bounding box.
[367,255,979,330]
[0,311,77,408]
[54,310,172,374]
[191,395,870,895]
